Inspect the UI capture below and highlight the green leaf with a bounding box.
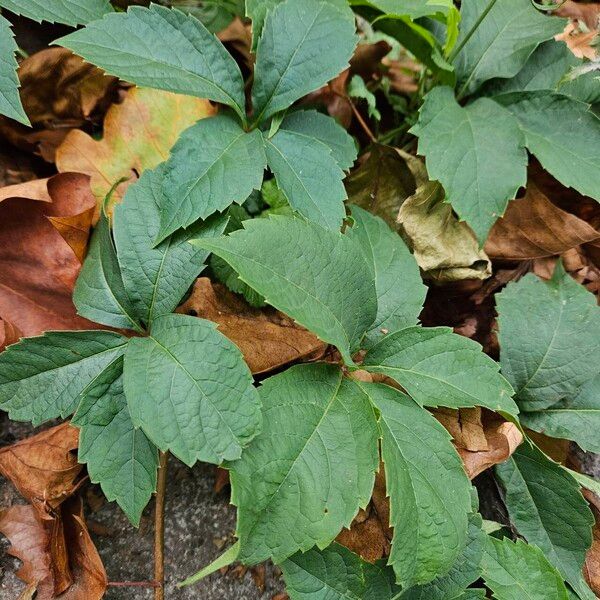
[347,206,426,348]
[0,331,128,425]
[399,513,486,600]
[362,326,518,417]
[348,74,381,121]
[0,15,28,125]
[251,0,357,125]
[194,216,377,365]
[230,363,379,564]
[495,443,594,599]
[360,0,453,19]
[173,0,243,33]
[497,266,600,411]
[358,382,471,586]
[494,92,600,202]
[481,537,569,600]
[410,86,527,243]
[0,0,111,25]
[73,204,142,332]
[124,314,261,467]
[263,126,347,230]
[277,110,357,171]
[73,357,158,527]
[281,543,400,600]
[113,164,228,326]
[156,114,266,242]
[55,5,246,121]
[521,374,600,453]
[453,0,564,97]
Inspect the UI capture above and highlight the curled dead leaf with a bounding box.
[56,87,216,210]
[0,318,21,351]
[177,278,327,375]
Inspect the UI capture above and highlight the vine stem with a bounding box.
[154,451,168,600]
[448,0,500,63]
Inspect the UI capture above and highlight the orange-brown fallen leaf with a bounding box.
[0,318,21,351]
[0,48,118,162]
[218,17,253,68]
[583,488,600,596]
[555,0,600,30]
[178,278,327,375]
[486,183,600,260]
[0,174,99,336]
[56,87,216,210]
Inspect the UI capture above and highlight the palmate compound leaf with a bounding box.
[494,92,600,202]
[156,114,266,242]
[281,543,400,600]
[495,443,595,599]
[362,326,518,418]
[73,203,142,333]
[0,0,111,26]
[55,5,246,121]
[481,537,569,600]
[347,206,426,349]
[72,357,158,527]
[453,0,565,97]
[251,0,358,125]
[113,164,228,327]
[193,216,377,366]
[229,363,379,564]
[0,330,128,425]
[496,265,600,411]
[521,374,600,453]
[410,86,527,244]
[0,15,29,125]
[357,382,472,587]
[124,314,261,467]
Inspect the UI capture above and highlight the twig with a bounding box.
[330,86,377,143]
[154,452,168,600]
[108,581,161,588]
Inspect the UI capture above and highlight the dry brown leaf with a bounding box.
[555,0,600,30]
[0,48,118,162]
[556,21,598,59]
[177,278,327,375]
[434,409,523,479]
[56,87,216,209]
[303,70,353,129]
[526,429,570,464]
[0,174,99,336]
[0,318,21,351]
[485,183,600,259]
[0,147,40,187]
[583,488,600,596]
[218,17,253,68]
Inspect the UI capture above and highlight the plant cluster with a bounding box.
[0,0,599,599]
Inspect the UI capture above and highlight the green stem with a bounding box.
[448,0,499,64]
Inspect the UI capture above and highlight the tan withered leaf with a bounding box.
[0,174,99,336]
[346,144,416,230]
[177,278,326,375]
[434,408,523,480]
[0,48,118,162]
[0,423,83,512]
[485,183,600,260]
[398,180,492,282]
[556,21,598,59]
[56,87,216,208]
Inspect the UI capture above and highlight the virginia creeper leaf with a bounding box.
[410,86,527,243]
[521,374,600,453]
[0,330,128,425]
[157,114,266,242]
[359,382,472,587]
[497,266,600,411]
[362,326,518,417]
[347,206,426,348]
[454,0,564,97]
[113,164,228,326]
[73,357,158,527]
[481,537,569,600]
[55,5,246,120]
[194,216,377,365]
[0,0,112,25]
[73,204,142,332]
[0,15,29,125]
[251,0,357,124]
[230,363,379,564]
[496,443,595,599]
[281,543,399,600]
[362,0,453,19]
[124,314,261,467]
[494,92,600,202]
[263,127,347,230]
